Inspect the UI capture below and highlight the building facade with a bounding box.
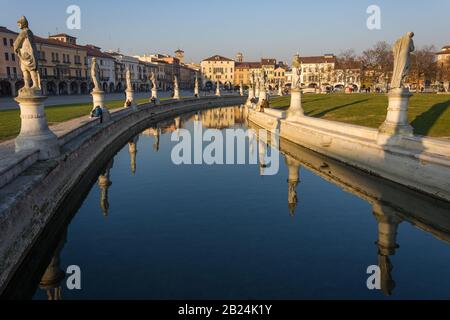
[201,55,235,89]
[0,26,21,97]
[36,34,89,96]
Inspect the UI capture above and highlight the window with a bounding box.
[11,53,15,61]
[3,38,7,46]
[6,66,10,76]
[9,39,13,46]
[4,52,9,61]
[13,67,17,76]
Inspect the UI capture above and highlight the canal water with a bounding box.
[9,106,450,300]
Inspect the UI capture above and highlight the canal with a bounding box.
[4,106,450,300]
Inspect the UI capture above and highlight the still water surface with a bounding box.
[13,106,450,300]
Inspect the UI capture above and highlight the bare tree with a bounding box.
[336,49,359,89]
[410,45,437,91]
[361,41,393,90]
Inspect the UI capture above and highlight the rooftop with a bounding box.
[203,55,234,62]
[300,55,337,64]
[0,26,17,35]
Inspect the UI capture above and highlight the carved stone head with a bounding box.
[17,16,29,29]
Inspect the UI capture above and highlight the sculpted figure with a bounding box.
[91,57,101,91]
[14,16,40,91]
[150,72,157,89]
[292,54,302,90]
[126,67,132,91]
[391,32,415,89]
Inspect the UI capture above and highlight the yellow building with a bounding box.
[0,26,21,96]
[234,62,261,86]
[261,58,277,87]
[36,34,89,95]
[201,55,235,89]
[436,45,450,65]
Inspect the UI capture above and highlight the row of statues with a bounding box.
[13,15,416,98]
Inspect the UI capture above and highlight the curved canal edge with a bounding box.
[0,95,246,294]
[248,108,450,202]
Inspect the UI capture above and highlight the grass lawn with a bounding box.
[0,97,170,142]
[270,93,450,138]
[1,94,449,141]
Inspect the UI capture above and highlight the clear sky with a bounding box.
[1,0,449,63]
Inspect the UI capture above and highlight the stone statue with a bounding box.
[126,67,132,91]
[150,72,157,89]
[14,16,40,93]
[91,57,101,91]
[174,76,179,90]
[292,54,302,90]
[390,32,415,89]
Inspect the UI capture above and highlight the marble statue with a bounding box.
[150,72,157,89]
[126,67,132,91]
[292,54,302,90]
[390,32,415,89]
[174,76,179,90]
[91,57,101,91]
[14,16,40,93]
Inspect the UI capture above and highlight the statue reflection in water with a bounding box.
[285,155,301,217]
[98,159,114,216]
[38,232,67,300]
[128,136,139,175]
[373,203,402,296]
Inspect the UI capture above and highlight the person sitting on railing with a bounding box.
[90,105,103,124]
[150,96,157,105]
[125,99,132,108]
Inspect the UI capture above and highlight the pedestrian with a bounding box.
[90,105,103,123]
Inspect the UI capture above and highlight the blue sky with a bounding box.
[1,0,449,63]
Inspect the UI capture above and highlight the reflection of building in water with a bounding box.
[39,233,67,300]
[128,136,139,175]
[201,106,245,129]
[285,155,301,216]
[98,159,114,216]
[142,128,161,152]
[373,203,402,296]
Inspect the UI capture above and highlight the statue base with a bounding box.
[151,89,159,103]
[286,88,304,122]
[125,89,137,110]
[15,94,60,160]
[91,90,111,122]
[215,90,221,97]
[377,88,413,146]
[173,89,180,100]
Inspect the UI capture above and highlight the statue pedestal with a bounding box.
[173,89,180,100]
[125,89,137,110]
[286,88,304,122]
[151,89,159,103]
[15,93,60,160]
[377,88,413,146]
[215,88,221,97]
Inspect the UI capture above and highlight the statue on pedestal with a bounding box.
[391,32,415,90]
[14,16,40,94]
